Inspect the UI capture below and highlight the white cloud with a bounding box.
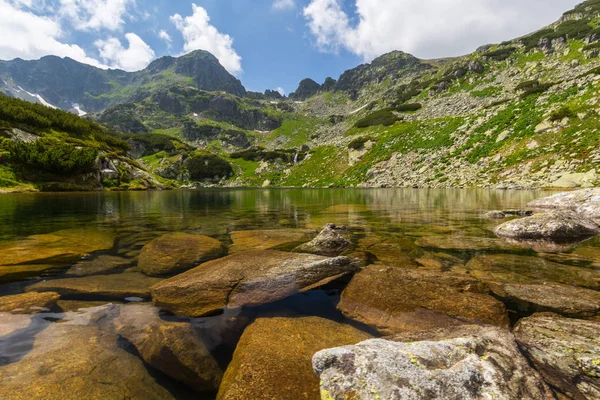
[59,0,134,31]
[303,0,581,60]
[95,32,154,71]
[276,87,285,95]
[158,29,172,47]
[170,4,242,76]
[0,0,105,67]
[273,0,295,11]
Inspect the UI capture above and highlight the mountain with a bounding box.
[0,50,245,114]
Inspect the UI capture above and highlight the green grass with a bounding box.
[471,86,503,98]
[262,115,320,148]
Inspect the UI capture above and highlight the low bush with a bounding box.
[520,83,553,98]
[548,106,574,122]
[482,47,516,61]
[8,137,97,174]
[348,136,373,150]
[395,103,422,112]
[515,80,541,91]
[185,152,233,181]
[354,110,401,128]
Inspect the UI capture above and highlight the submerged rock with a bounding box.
[337,265,508,335]
[466,254,600,290]
[138,233,226,276]
[217,316,372,400]
[151,250,357,317]
[0,305,175,400]
[514,313,600,399]
[114,304,223,392]
[0,292,60,314]
[25,273,162,300]
[484,210,533,219]
[415,235,522,252]
[490,283,600,319]
[313,325,553,400]
[294,223,351,256]
[66,255,132,277]
[493,211,600,241]
[228,229,316,253]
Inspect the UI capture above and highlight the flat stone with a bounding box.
[0,292,60,314]
[138,233,226,277]
[25,273,162,300]
[66,255,132,277]
[514,313,600,399]
[114,304,223,392]
[528,189,600,221]
[151,250,357,317]
[415,235,523,252]
[494,211,600,241]
[338,265,508,335]
[0,305,175,399]
[466,254,600,290]
[490,283,600,319]
[56,300,118,312]
[228,229,316,253]
[217,316,372,400]
[294,224,351,256]
[314,325,553,400]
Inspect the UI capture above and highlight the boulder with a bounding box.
[415,235,523,252]
[294,224,351,256]
[114,304,223,392]
[514,313,600,399]
[0,292,60,314]
[337,265,508,335]
[217,316,372,400]
[493,211,600,241]
[228,229,316,253]
[0,305,175,400]
[25,273,162,300]
[138,233,226,276]
[466,254,600,290]
[528,189,600,221]
[66,255,132,277]
[151,250,357,317]
[313,325,553,400]
[490,283,600,319]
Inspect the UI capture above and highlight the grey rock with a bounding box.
[313,325,553,400]
[528,189,600,221]
[294,224,351,256]
[494,210,600,241]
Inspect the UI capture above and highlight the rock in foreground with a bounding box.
[338,265,508,334]
[217,316,372,400]
[138,233,226,277]
[493,211,600,241]
[151,250,357,317]
[294,224,351,256]
[0,291,60,314]
[228,229,316,253]
[514,313,600,400]
[313,325,553,400]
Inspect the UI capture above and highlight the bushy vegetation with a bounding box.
[7,137,97,174]
[230,147,305,163]
[482,47,516,61]
[348,136,373,149]
[514,80,553,98]
[471,86,503,98]
[185,152,233,181]
[549,106,574,122]
[520,19,600,50]
[395,103,422,112]
[354,110,401,128]
[124,133,190,156]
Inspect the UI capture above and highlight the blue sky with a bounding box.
[0,0,582,95]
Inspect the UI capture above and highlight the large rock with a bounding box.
[415,235,523,251]
[66,255,132,277]
[151,250,357,317]
[514,313,600,399]
[0,292,60,314]
[313,325,553,400]
[491,283,600,319]
[466,254,600,290]
[0,305,175,400]
[493,211,600,241]
[338,265,508,335]
[228,229,316,253]
[114,304,223,392]
[528,189,600,221]
[217,316,372,400]
[0,228,116,283]
[25,273,162,300]
[294,224,351,256]
[138,233,226,276]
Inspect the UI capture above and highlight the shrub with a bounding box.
[482,47,516,61]
[348,136,373,150]
[354,110,401,128]
[515,80,541,91]
[548,107,574,122]
[520,83,553,98]
[395,103,422,112]
[185,152,233,181]
[583,41,600,51]
[8,137,97,175]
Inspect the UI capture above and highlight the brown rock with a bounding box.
[66,255,132,277]
[415,235,523,251]
[228,229,316,253]
[151,250,357,317]
[25,273,162,300]
[294,224,351,256]
[56,300,118,312]
[0,292,60,314]
[514,313,600,399]
[138,233,226,277]
[217,316,372,400]
[338,265,509,335]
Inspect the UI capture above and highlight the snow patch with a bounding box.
[17,86,57,109]
[72,104,87,116]
[350,103,369,115]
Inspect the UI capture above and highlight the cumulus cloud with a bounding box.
[273,0,295,11]
[303,0,581,60]
[158,29,172,46]
[170,4,242,76]
[95,32,155,71]
[0,0,105,67]
[59,0,134,31]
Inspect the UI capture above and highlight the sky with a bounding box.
[0,0,583,95]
